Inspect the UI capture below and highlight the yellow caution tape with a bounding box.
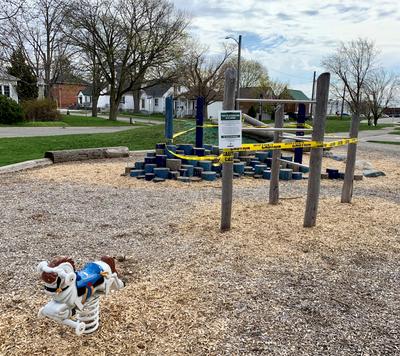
[166,138,358,164]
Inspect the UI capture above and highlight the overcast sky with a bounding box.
[172,0,400,97]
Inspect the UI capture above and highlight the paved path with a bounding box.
[0,126,135,138]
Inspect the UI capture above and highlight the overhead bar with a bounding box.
[236,98,316,104]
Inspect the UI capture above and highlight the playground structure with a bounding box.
[125,68,361,230]
[37,256,124,335]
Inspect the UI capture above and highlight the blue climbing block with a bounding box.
[134,161,145,170]
[212,164,222,173]
[145,173,155,181]
[262,170,271,180]
[155,143,166,150]
[254,164,268,175]
[211,146,220,155]
[233,162,245,175]
[202,171,217,181]
[153,167,170,179]
[146,152,156,157]
[169,171,180,180]
[279,168,293,180]
[179,168,188,177]
[193,147,205,156]
[265,158,272,168]
[204,149,211,156]
[177,144,193,155]
[281,155,293,161]
[204,144,213,151]
[155,154,167,167]
[292,172,303,180]
[166,144,177,152]
[267,151,273,158]
[130,169,144,177]
[326,168,339,179]
[184,159,198,166]
[255,151,269,162]
[198,160,212,171]
[144,164,157,173]
[166,145,177,158]
[178,176,190,183]
[194,166,204,177]
[181,164,194,177]
[300,166,310,173]
[250,160,261,167]
[176,150,185,155]
[144,157,156,164]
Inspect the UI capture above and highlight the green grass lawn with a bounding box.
[322,120,393,133]
[367,140,400,145]
[0,115,141,127]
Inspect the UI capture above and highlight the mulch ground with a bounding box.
[0,146,399,355]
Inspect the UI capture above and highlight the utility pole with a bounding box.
[310,71,316,120]
[340,86,346,119]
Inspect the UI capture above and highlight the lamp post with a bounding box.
[225,34,242,109]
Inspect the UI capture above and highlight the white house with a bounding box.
[0,69,19,103]
[77,86,93,108]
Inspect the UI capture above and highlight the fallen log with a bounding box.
[44,147,130,163]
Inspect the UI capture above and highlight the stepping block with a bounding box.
[321,173,329,179]
[155,143,166,150]
[166,159,181,171]
[267,151,273,158]
[181,164,194,177]
[292,172,303,180]
[244,166,254,172]
[300,166,309,173]
[184,159,198,166]
[130,169,145,177]
[194,166,204,177]
[279,168,293,180]
[169,171,180,180]
[134,161,145,170]
[144,164,157,173]
[155,149,164,155]
[136,175,145,179]
[254,164,267,175]
[153,167,170,179]
[233,152,240,159]
[193,147,205,156]
[177,144,193,155]
[255,151,269,162]
[178,176,190,183]
[254,174,262,179]
[233,162,245,175]
[250,160,261,167]
[125,165,135,174]
[144,157,156,164]
[212,146,220,155]
[212,164,222,173]
[281,155,293,161]
[202,171,217,181]
[339,172,345,179]
[204,150,211,156]
[190,177,202,182]
[176,150,185,155]
[239,156,254,164]
[244,171,255,177]
[326,168,339,179]
[166,144,177,152]
[198,160,212,171]
[265,158,272,168]
[233,172,241,179]
[203,144,213,151]
[146,152,156,157]
[262,170,271,180]
[145,173,155,181]
[155,155,167,167]
[179,168,188,177]
[153,177,165,183]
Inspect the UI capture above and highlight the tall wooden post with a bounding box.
[220,68,236,232]
[341,112,359,203]
[303,72,330,227]
[269,105,284,204]
[165,96,174,143]
[195,97,204,148]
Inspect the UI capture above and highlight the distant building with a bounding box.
[327,98,351,116]
[0,69,19,103]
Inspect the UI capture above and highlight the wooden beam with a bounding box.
[220,68,236,232]
[278,158,309,169]
[269,105,284,204]
[303,73,330,227]
[237,98,316,104]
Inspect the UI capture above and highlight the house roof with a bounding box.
[287,89,309,101]
[143,83,172,98]
[78,85,93,96]
[0,69,19,81]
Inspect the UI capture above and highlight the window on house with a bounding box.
[154,98,159,106]
[141,99,145,109]
[3,85,10,97]
[120,96,125,104]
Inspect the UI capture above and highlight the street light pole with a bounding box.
[225,35,242,109]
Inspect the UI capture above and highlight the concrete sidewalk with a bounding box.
[0,126,135,138]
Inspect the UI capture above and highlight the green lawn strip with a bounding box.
[0,121,68,127]
[322,121,393,133]
[367,140,400,145]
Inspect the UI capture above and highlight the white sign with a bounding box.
[218,110,242,149]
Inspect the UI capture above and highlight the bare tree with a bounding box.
[67,0,187,120]
[322,38,378,203]
[223,58,269,88]
[364,69,398,126]
[0,0,24,21]
[178,43,233,118]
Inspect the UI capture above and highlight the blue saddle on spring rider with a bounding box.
[76,263,104,299]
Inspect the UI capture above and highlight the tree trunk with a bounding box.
[109,95,119,121]
[133,89,141,113]
[368,117,372,126]
[373,116,378,126]
[91,95,99,117]
[203,104,208,120]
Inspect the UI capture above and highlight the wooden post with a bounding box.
[341,112,360,203]
[220,68,236,232]
[304,72,330,227]
[165,96,173,144]
[269,105,284,204]
[195,96,204,148]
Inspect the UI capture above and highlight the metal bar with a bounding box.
[237,98,317,104]
[278,158,310,169]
